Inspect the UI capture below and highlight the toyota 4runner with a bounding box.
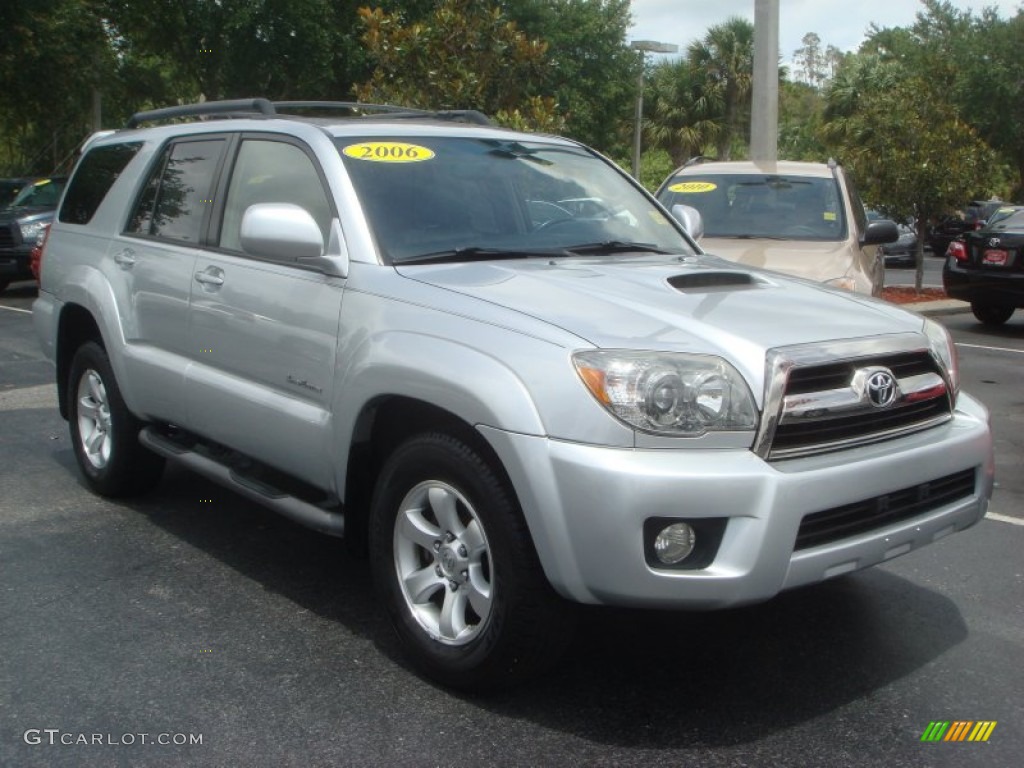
[34,99,993,690]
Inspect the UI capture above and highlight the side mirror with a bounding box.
[671,204,705,241]
[240,203,347,277]
[862,218,899,246]
[241,203,324,261]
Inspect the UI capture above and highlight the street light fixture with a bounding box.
[630,40,678,180]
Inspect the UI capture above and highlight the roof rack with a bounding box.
[125,98,493,128]
[126,98,275,128]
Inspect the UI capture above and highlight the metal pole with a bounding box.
[750,0,779,162]
[632,53,644,179]
[629,40,678,181]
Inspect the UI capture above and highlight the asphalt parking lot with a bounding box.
[1,279,1022,767]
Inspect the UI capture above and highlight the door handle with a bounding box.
[113,249,136,268]
[194,270,224,287]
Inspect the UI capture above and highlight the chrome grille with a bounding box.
[756,336,955,461]
[795,469,976,550]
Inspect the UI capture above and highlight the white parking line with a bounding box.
[957,342,1024,355]
[0,303,32,314]
[986,511,1024,527]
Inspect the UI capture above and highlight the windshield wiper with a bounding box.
[563,241,674,255]
[399,247,559,265]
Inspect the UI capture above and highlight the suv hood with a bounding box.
[697,237,857,281]
[398,254,917,371]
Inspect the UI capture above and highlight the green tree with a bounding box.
[0,0,114,173]
[503,0,637,153]
[644,59,721,167]
[822,55,999,290]
[952,10,1024,198]
[778,80,826,160]
[355,0,563,133]
[793,32,825,88]
[687,17,754,160]
[102,0,369,105]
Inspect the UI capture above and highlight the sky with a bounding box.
[628,0,1023,66]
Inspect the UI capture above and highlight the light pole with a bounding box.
[630,40,678,180]
[750,0,779,162]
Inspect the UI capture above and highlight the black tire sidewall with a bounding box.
[67,341,161,496]
[971,301,1013,325]
[369,433,560,689]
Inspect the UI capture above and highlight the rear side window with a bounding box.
[60,143,141,225]
[126,138,227,242]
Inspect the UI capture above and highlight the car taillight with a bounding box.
[30,223,50,281]
[947,240,968,263]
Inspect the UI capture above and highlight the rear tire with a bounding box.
[369,432,573,691]
[0,280,9,293]
[971,302,1014,326]
[67,341,164,497]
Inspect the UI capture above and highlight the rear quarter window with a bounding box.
[59,143,142,225]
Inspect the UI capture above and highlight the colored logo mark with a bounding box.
[920,721,997,742]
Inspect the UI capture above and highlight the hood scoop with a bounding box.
[667,271,759,294]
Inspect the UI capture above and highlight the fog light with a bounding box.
[654,523,696,564]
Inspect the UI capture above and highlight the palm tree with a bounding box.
[687,17,754,160]
[645,59,722,167]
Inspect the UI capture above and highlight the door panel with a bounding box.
[185,255,343,488]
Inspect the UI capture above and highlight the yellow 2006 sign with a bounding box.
[668,181,717,193]
[342,142,435,163]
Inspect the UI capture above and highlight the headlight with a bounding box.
[19,218,49,242]
[573,350,758,436]
[923,318,959,401]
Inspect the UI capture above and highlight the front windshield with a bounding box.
[336,136,694,263]
[658,173,847,241]
[11,178,64,208]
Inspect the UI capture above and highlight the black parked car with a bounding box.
[928,199,1004,258]
[943,207,1024,325]
[0,176,65,292]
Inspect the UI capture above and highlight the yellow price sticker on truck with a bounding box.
[342,142,435,163]
[668,181,717,193]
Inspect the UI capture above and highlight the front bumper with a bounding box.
[481,393,993,609]
[0,245,32,280]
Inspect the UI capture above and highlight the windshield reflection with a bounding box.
[337,136,693,263]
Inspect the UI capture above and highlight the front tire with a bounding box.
[369,432,573,691]
[67,341,164,497]
[971,301,1014,326]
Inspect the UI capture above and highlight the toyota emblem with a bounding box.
[988,237,1001,248]
[866,370,897,408]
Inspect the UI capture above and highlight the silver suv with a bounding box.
[34,99,993,690]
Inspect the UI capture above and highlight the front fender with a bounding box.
[331,329,549,496]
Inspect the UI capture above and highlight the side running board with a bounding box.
[139,427,345,538]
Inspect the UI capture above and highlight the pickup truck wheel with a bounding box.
[369,433,573,691]
[68,342,164,497]
[971,302,1014,326]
